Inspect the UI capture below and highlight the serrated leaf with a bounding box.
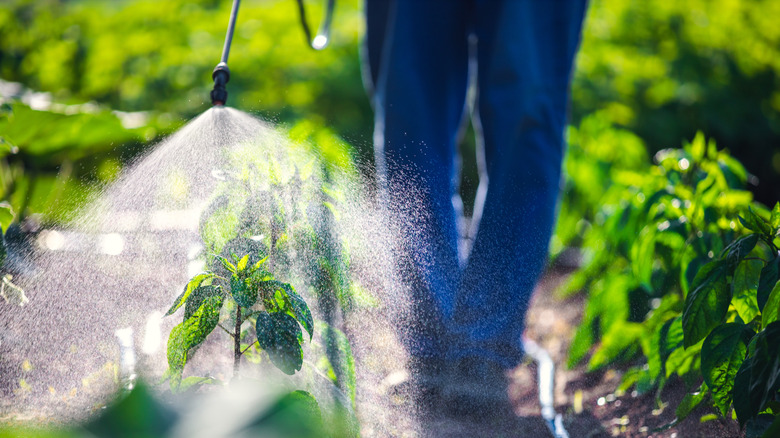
[230,274,256,308]
[761,282,780,327]
[683,260,731,347]
[166,294,224,389]
[165,272,216,316]
[255,311,303,375]
[758,257,779,311]
[732,259,762,323]
[701,323,749,416]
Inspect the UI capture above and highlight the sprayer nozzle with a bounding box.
[211,63,230,106]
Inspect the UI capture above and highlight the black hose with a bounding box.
[295,0,336,50]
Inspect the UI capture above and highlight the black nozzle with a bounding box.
[211,63,230,106]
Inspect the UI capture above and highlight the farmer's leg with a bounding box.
[368,0,470,359]
[451,0,588,367]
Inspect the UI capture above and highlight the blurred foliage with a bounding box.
[572,0,780,204]
[2,0,780,222]
[0,382,337,438]
[0,0,368,224]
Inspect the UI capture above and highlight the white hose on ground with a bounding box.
[522,337,569,438]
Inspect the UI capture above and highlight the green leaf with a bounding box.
[178,376,219,392]
[659,316,684,377]
[740,207,771,236]
[683,260,731,347]
[231,274,257,308]
[0,201,13,234]
[588,322,643,371]
[236,254,249,272]
[732,259,763,323]
[675,382,707,421]
[758,257,779,311]
[282,284,314,340]
[216,255,237,274]
[762,282,780,327]
[184,285,221,320]
[733,360,753,426]
[770,203,780,231]
[165,272,216,316]
[319,322,357,407]
[166,294,224,388]
[701,323,749,416]
[255,311,304,375]
[748,207,772,236]
[734,322,780,425]
[725,234,759,266]
[240,390,323,437]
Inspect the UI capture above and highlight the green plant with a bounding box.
[679,205,780,428]
[165,248,313,389]
[560,129,779,432]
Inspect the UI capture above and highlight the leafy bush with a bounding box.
[560,126,780,431]
[573,0,780,203]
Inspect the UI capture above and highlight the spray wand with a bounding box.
[210,0,240,106]
[210,0,336,106]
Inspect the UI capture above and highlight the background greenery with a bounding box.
[1,0,779,222]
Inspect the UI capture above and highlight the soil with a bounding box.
[511,270,742,438]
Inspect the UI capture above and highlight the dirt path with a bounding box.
[514,270,741,438]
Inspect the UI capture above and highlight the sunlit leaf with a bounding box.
[701,323,749,416]
[732,259,762,323]
[165,272,216,316]
[683,260,731,347]
[761,282,780,328]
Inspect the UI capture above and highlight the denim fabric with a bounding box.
[366,0,587,367]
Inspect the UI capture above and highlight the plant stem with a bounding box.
[218,323,234,337]
[233,306,241,377]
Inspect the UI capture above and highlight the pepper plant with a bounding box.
[560,129,780,432]
[165,248,313,389]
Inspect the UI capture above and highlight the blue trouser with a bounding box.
[365,0,587,368]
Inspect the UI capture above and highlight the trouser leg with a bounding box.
[367,0,470,359]
[452,0,588,367]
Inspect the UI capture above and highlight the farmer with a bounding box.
[363,0,588,420]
